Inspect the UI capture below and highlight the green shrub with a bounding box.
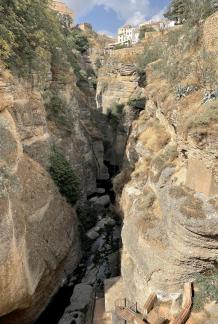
[164,0,217,26]
[151,25,211,89]
[106,110,119,129]
[45,91,72,131]
[193,271,218,311]
[66,28,89,54]
[110,102,125,115]
[0,0,63,75]
[128,97,146,110]
[185,0,218,27]
[49,146,80,205]
[77,202,98,231]
[0,1,89,79]
[106,102,124,128]
[76,202,99,252]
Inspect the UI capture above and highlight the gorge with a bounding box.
[0,2,218,324]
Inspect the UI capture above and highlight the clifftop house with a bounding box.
[118,25,140,45]
[139,19,176,31]
[117,18,176,46]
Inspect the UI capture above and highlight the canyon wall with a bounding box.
[0,8,217,324]
[0,74,80,323]
[0,47,108,322]
[96,48,145,167]
[115,13,218,314]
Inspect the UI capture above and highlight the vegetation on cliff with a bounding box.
[49,146,80,206]
[164,0,217,25]
[0,0,89,77]
[193,271,218,310]
[137,6,218,95]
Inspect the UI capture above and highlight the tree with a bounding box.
[164,0,188,23]
[0,0,63,73]
[66,29,89,54]
[0,0,89,77]
[164,0,218,25]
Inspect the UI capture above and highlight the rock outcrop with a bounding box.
[114,13,218,314]
[44,81,109,197]
[0,75,80,323]
[96,51,145,167]
[0,25,111,322]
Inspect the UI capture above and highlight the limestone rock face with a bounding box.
[96,61,144,115]
[117,29,218,310]
[96,51,145,166]
[0,75,81,323]
[45,83,109,196]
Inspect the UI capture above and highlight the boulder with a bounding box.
[86,229,99,240]
[58,311,85,324]
[95,195,110,207]
[96,188,106,194]
[82,267,98,285]
[67,284,94,312]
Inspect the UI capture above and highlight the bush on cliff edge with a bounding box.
[49,146,80,206]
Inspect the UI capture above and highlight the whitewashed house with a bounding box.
[139,19,176,32]
[118,25,140,45]
[159,19,176,30]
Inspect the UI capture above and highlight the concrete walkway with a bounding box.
[93,298,112,324]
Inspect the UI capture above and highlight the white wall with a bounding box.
[118,27,139,45]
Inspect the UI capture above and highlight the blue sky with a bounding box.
[64,0,171,36]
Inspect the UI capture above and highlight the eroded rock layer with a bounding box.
[117,14,218,311]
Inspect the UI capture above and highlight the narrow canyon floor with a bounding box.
[36,163,122,324]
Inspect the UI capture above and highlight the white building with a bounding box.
[159,19,176,30]
[118,25,139,45]
[139,19,176,32]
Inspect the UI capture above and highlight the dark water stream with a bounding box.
[35,162,121,324]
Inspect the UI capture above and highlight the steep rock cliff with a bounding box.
[96,47,145,167]
[116,13,218,315]
[0,73,80,324]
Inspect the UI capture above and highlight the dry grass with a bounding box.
[169,186,187,199]
[132,158,150,179]
[180,196,206,219]
[138,121,170,153]
[208,198,218,212]
[113,166,133,195]
[186,101,218,131]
